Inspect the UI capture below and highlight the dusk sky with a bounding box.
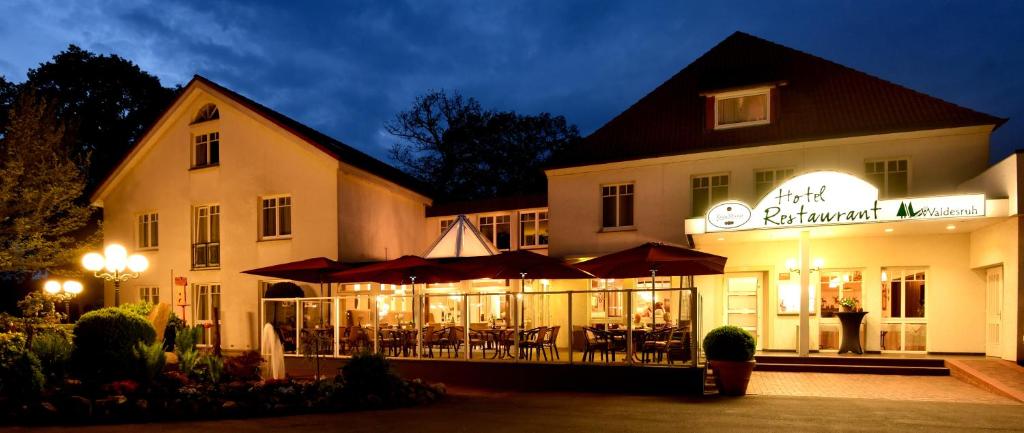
[2,1,1022,162]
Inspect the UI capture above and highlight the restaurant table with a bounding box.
[836,311,868,354]
[603,328,650,361]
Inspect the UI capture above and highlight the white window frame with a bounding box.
[439,218,455,234]
[865,158,910,198]
[192,204,220,269]
[138,286,160,305]
[136,211,159,250]
[691,173,730,217]
[713,87,771,130]
[754,167,795,199]
[191,131,220,168]
[518,210,549,249]
[478,213,512,251]
[601,182,635,230]
[880,268,928,353]
[193,283,222,346]
[259,195,293,240]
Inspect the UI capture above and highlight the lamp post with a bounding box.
[44,279,84,321]
[81,244,149,306]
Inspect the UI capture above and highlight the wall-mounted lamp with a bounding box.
[786,258,824,274]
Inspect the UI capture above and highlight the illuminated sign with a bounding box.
[705,171,985,232]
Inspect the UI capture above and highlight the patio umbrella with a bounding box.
[576,242,727,328]
[446,250,594,280]
[243,257,349,296]
[329,255,468,357]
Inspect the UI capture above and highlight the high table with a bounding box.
[835,311,868,355]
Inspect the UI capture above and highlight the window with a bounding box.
[192,104,220,124]
[819,270,862,318]
[865,159,908,198]
[137,212,159,249]
[715,89,770,129]
[692,174,729,216]
[139,286,160,305]
[439,218,454,234]
[601,183,634,229]
[590,279,623,319]
[479,214,511,250]
[260,196,292,240]
[754,168,794,198]
[192,132,220,168]
[519,211,549,248]
[194,283,222,345]
[192,205,220,269]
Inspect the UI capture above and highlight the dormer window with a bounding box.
[713,87,771,130]
[192,103,220,124]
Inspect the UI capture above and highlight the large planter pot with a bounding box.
[711,359,755,396]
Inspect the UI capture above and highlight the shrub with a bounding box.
[31,330,72,385]
[118,301,155,318]
[0,332,44,399]
[703,325,756,362]
[72,308,156,383]
[224,350,263,381]
[203,354,224,384]
[341,351,398,395]
[178,349,200,377]
[134,340,166,384]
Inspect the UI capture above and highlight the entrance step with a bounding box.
[754,354,949,376]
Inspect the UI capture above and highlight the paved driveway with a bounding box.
[748,371,1019,405]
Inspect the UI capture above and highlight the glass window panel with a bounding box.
[717,93,768,125]
[195,135,208,167]
[881,323,901,351]
[602,195,616,227]
[888,172,908,197]
[618,193,634,226]
[538,213,548,245]
[151,214,158,247]
[209,132,219,164]
[279,201,291,235]
[496,216,511,250]
[905,324,926,351]
[905,280,925,318]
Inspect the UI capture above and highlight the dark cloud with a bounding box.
[1,0,1022,161]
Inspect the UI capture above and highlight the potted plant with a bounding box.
[838,297,859,312]
[703,325,756,396]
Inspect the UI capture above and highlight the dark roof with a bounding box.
[551,32,1006,168]
[193,76,432,197]
[93,75,432,202]
[425,194,548,217]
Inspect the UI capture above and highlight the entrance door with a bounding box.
[986,267,1003,357]
[880,269,927,352]
[725,273,762,349]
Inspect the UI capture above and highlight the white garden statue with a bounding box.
[260,323,286,380]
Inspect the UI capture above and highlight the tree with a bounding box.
[387,90,579,201]
[21,45,178,190]
[0,92,97,274]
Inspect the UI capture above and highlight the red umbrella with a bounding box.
[243,257,349,296]
[575,242,726,278]
[328,255,466,285]
[445,250,594,280]
[576,242,726,329]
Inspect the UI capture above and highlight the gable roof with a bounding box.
[422,215,498,258]
[551,32,1006,168]
[92,75,431,204]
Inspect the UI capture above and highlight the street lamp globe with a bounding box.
[64,280,84,295]
[43,280,62,295]
[127,254,149,273]
[104,244,128,272]
[82,252,105,272]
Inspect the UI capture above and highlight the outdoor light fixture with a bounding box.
[42,279,83,321]
[786,258,824,273]
[81,243,148,306]
[884,228,894,233]
[946,224,956,230]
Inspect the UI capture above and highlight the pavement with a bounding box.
[3,374,1024,433]
[748,371,1019,404]
[947,358,1024,403]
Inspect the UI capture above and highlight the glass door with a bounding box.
[817,270,863,351]
[880,268,927,352]
[725,273,761,349]
[986,267,1003,357]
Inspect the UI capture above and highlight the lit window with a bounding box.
[192,132,220,168]
[715,89,770,129]
[137,212,159,249]
[519,211,549,248]
[192,205,220,269]
[260,196,292,240]
[139,286,160,305]
[865,159,908,198]
[692,174,729,216]
[194,283,222,345]
[754,168,795,198]
[479,214,511,250]
[601,183,634,229]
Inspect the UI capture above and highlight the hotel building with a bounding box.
[92,32,1022,364]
